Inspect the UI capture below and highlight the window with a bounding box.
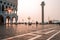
[10,4,12,6]
[2,5,4,11]
[13,5,15,7]
[4,2,6,4]
[7,3,9,5]
[0,1,2,3]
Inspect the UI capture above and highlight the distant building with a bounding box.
[49,20,52,24]
[49,20,60,24]
[0,0,18,24]
[52,20,60,24]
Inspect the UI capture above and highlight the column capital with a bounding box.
[41,1,45,6]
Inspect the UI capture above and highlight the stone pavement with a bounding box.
[2,26,60,40]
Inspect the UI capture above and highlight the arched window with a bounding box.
[2,5,4,11]
[7,3,9,5]
[0,1,2,3]
[4,2,6,4]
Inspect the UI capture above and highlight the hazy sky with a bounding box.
[17,0,60,23]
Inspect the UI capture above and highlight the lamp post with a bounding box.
[41,1,45,25]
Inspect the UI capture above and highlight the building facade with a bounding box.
[0,0,18,24]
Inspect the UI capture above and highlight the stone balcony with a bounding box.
[0,11,17,16]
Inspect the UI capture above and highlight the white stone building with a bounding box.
[0,0,18,24]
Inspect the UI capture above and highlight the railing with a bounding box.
[0,11,16,15]
[0,11,17,18]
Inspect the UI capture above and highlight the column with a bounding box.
[0,5,2,11]
[4,16,6,24]
[15,16,18,24]
[16,10,17,14]
[8,18,9,24]
[10,17,13,24]
[41,1,45,25]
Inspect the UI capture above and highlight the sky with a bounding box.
[17,0,60,23]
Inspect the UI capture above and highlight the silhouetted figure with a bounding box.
[36,21,38,27]
[36,21,38,24]
[28,22,32,25]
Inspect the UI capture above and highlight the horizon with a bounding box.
[17,0,60,23]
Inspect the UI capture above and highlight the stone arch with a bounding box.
[2,5,4,11]
[11,15,18,24]
[12,16,18,23]
[12,16,16,23]
[0,15,4,24]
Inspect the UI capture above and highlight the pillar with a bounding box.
[15,16,18,24]
[41,1,45,25]
[0,4,2,11]
[8,18,9,24]
[4,16,6,24]
[10,17,13,24]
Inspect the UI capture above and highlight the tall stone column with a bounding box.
[40,1,45,33]
[41,1,45,25]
